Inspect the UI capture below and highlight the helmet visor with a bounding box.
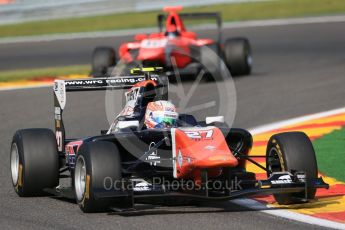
[152,111,178,127]
[154,117,177,126]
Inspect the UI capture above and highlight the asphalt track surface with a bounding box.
[0,21,345,230]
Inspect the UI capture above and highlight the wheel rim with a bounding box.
[75,156,87,202]
[267,147,282,176]
[10,143,20,186]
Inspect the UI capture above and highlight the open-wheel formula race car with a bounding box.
[91,6,252,79]
[10,68,328,213]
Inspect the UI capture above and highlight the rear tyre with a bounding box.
[224,38,252,76]
[10,129,59,197]
[266,132,318,205]
[91,47,116,77]
[74,141,132,213]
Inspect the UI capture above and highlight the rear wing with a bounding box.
[53,74,168,153]
[157,12,222,43]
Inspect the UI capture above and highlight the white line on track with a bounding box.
[232,199,345,230]
[243,106,345,230]
[1,15,345,44]
[249,107,345,135]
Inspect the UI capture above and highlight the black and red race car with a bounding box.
[91,6,252,78]
[10,68,328,213]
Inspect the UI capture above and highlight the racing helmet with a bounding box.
[145,100,178,129]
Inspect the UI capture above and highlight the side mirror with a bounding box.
[118,120,139,130]
[206,116,224,125]
[134,34,148,41]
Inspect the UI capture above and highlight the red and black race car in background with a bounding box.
[91,6,252,78]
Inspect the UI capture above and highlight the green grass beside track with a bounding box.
[313,127,345,182]
[0,0,345,38]
[0,65,90,82]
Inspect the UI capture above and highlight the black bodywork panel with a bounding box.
[52,73,328,207]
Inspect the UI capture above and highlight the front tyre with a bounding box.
[74,141,131,213]
[10,129,59,197]
[266,132,318,205]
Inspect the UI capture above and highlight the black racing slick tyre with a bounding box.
[91,47,116,77]
[266,132,318,205]
[10,129,59,197]
[74,141,132,213]
[224,38,252,76]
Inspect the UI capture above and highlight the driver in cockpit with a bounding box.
[144,100,178,129]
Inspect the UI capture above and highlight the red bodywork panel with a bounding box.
[65,140,83,156]
[172,127,238,181]
[118,6,216,68]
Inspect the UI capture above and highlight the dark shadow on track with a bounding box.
[107,201,259,217]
